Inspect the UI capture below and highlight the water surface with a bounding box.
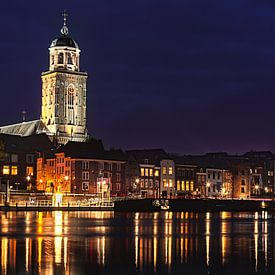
[0,211,274,274]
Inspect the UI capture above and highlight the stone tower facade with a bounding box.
[41,13,88,144]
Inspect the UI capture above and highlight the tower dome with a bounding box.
[48,11,81,72]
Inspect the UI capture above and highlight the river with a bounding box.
[0,211,274,274]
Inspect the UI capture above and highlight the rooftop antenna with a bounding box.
[22,110,26,122]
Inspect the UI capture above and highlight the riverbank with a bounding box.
[1,198,275,212]
[114,198,275,212]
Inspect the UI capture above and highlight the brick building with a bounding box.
[37,141,126,196]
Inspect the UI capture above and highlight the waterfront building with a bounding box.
[37,141,126,196]
[0,134,54,190]
[160,159,176,198]
[205,168,232,198]
[126,149,168,197]
[175,163,198,196]
[231,162,251,199]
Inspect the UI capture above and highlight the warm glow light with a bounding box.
[255,185,259,190]
[64,176,69,181]
[3,166,9,175]
[54,193,63,206]
[26,176,31,181]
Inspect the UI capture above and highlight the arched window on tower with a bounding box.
[58,53,64,64]
[67,86,75,124]
[67,53,73,65]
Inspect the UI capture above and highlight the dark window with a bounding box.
[58,53,64,64]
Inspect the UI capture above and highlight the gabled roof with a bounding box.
[0,120,51,137]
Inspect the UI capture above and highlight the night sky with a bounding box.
[1,0,275,154]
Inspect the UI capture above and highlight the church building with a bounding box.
[0,12,89,145]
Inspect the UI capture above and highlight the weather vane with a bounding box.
[63,10,68,26]
[61,10,69,36]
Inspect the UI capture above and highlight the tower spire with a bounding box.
[61,10,69,36]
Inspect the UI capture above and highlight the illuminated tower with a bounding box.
[41,11,88,144]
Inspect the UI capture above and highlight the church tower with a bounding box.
[41,12,88,144]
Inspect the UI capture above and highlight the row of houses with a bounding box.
[0,133,274,199]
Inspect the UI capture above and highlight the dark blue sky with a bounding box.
[1,0,275,154]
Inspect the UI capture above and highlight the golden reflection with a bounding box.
[37,237,42,273]
[25,212,31,234]
[1,238,8,275]
[153,236,157,272]
[164,212,172,272]
[254,212,259,272]
[54,211,63,264]
[205,212,210,267]
[1,214,8,234]
[220,212,229,265]
[97,237,106,266]
[9,239,16,271]
[37,212,43,234]
[25,238,31,272]
[64,237,68,271]
[134,213,139,270]
[262,211,268,269]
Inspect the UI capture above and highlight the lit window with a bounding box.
[186,181,189,191]
[140,168,145,177]
[140,179,144,188]
[169,179,173,187]
[168,167,173,175]
[3,166,9,175]
[177,180,181,190]
[190,181,194,191]
[154,170,159,177]
[181,181,185,191]
[26,167,34,176]
[145,169,149,177]
[11,166,18,176]
[163,179,167,187]
[145,179,148,188]
[149,169,153,177]
[162,167,167,175]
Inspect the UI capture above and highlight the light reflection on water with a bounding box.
[0,211,274,274]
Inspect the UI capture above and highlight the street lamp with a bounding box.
[26,176,31,191]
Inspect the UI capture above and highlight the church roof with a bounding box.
[0,120,52,137]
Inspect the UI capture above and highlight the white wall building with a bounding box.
[160,159,175,198]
